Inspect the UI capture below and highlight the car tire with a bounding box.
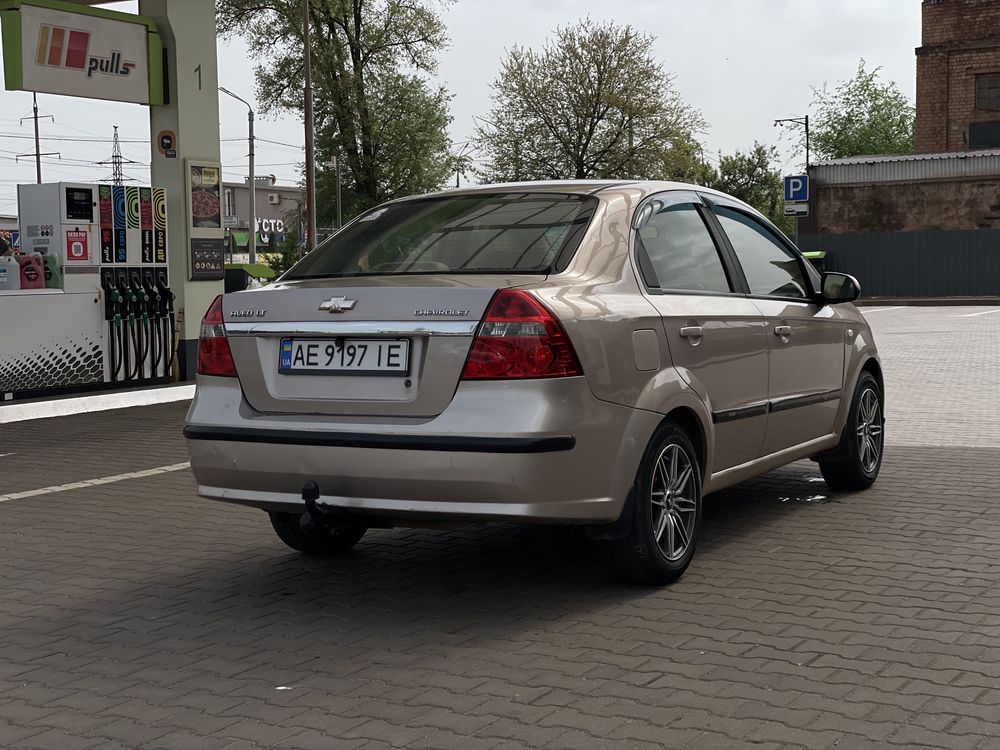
[819,371,884,491]
[611,422,703,586]
[268,512,367,555]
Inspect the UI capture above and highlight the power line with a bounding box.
[223,136,302,149]
[0,132,150,143]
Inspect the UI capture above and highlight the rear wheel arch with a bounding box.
[661,407,709,484]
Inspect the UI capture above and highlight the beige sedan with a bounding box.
[185,181,884,585]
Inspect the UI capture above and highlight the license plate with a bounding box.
[279,338,410,375]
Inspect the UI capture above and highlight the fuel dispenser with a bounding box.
[5,182,178,395]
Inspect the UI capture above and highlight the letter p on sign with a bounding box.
[784,175,809,202]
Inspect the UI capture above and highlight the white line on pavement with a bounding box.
[860,306,905,314]
[0,453,14,459]
[0,385,195,424]
[950,309,1000,317]
[0,462,191,504]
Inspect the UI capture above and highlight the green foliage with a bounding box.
[216,0,457,222]
[474,19,707,182]
[706,142,793,234]
[811,59,915,160]
[262,229,302,276]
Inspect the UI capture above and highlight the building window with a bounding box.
[976,73,1000,110]
[969,121,1000,149]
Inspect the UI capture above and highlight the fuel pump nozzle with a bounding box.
[154,268,176,377]
[100,269,125,382]
[142,269,163,377]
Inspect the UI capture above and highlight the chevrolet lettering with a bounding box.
[414,309,470,317]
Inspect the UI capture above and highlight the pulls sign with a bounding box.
[2,3,161,105]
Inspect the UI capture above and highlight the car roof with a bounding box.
[413,180,751,209]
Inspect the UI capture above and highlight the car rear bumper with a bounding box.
[185,377,659,524]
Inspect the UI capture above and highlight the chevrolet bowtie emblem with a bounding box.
[319,296,357,313]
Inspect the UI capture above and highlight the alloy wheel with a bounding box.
[649,443,698,562]
[856,388,883,474]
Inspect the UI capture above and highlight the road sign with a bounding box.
[784,202,809,217]
[223,215,238,229]
[784,175,809,202]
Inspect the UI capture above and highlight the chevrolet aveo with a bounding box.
[184,181,884,585]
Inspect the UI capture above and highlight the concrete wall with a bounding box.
[804,178,1000,234]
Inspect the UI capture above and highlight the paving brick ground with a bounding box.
[0,306,999,749]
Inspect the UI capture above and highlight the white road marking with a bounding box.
[0,462,191,504]
[859,306,905,314]
[950,309,1000,318]
[0,453,14,459]
[0,384,195,425]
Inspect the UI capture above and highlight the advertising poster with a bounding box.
[65,229,89,262]
[189,165,221,228]
[153,188,167,263]
[112,185,126,262]
[140,187,153,263]
[99,184,113,263]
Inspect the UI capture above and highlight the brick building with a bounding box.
[916,0,1000,152]
[799,0,1000,297]
[804,0,1000,235]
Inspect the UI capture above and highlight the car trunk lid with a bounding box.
[222,275,540,417]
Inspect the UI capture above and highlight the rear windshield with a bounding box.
[284,192,596,279]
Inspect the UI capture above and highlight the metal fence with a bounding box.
[798,230,1000,297]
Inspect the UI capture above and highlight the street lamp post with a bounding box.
[774,114,810,169]
[774,115,811,245]
[303,0,318,252]
[219,86,257,264]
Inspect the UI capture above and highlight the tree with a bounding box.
[811,59,914,160]
[262,229,302,276]
[707,142,793,234]
[216,0,457,223]
[474,19,707,183]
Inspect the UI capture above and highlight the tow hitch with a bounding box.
[299,480,333,532]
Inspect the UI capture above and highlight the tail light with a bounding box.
[461,289,583,380]
[197,295,237,377]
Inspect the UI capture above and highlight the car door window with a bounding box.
[635,203,732,293]
[714,206,808,299]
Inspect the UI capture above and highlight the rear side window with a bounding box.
[285,193,596,279]
[635,203,732,293]
[714,206,809,299]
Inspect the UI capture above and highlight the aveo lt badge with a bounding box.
[319,296,357,313]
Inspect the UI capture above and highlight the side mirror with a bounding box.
[821,271,861,303]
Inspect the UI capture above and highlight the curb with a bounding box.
[0,384,195,424]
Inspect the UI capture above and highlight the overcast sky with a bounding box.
[0,0,921,215]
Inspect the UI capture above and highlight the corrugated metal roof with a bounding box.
[812,150,1000,184]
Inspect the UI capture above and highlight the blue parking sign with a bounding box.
[784,175,809,202]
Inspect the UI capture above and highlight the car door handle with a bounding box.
[679,326,704,338]
[773,325,792,337]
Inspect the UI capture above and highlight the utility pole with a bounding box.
[335,155,342,231]
[303,0,318,252]
[219,86,257,263]
[111,126,123,184]
[18,93,58,183]
[97,126,143,185]
[32,93,41,183]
